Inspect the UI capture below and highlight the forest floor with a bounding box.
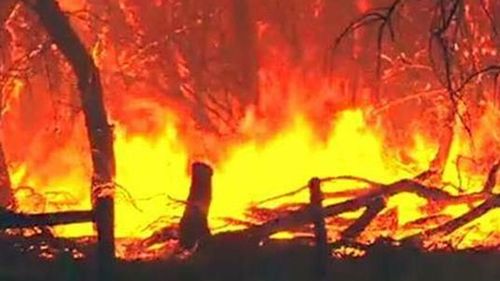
[0,236,499,281]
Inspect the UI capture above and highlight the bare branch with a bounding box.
[332,0,404,77]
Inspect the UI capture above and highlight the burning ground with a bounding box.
[0,0,500,280]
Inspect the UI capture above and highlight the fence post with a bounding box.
[309,177,329,280]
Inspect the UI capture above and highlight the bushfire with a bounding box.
[0,0,499,261]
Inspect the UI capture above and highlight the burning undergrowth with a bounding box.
[0,0,499,264]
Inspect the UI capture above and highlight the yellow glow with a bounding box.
[3,2,499,256]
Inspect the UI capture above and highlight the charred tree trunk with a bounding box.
[179,162,213,249]
[0,141,14,209]
[27,1,116,280]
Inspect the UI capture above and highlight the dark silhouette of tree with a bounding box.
[22,0,116,280]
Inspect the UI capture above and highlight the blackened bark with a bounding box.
[179,162,213,249]
[26,1,115,280]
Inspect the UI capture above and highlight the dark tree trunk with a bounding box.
[27,1,116,280]
[179,162,213,249]
[0,141,14,209]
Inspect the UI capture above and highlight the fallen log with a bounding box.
[139,163,499,253]
[246,189,379,238]
[405,161,500,241]
[242,163,498,241]
[0,210,93,229]
[341,196,385,240]
[418,195,500,238]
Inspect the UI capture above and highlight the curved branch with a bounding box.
[332,0,404,77]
